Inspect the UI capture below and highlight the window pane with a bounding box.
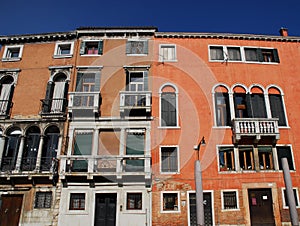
[219,147,235,171]
[215,92,231,126]
[239,146,254,170]
[283,189,299,207]
[258,146,274,170]
[210,46,224,60]
[161,46,176,61]
[161,147,178,172]
[163,193,178,211]
[161,92,177,126]
[277,146,294,170]
[127,193,142,210]
[251,94,267,118]
[227,47,241,61]
[35,192,52,208]
[69,193,85,210]
[269,94,286,126]
[223,191,237,209]
[245,48,258,61]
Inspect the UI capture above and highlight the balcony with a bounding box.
[232,118,280,142]
[0,157,58,184]
[119,91,151,116]
[40,98,67,118]
[59,155,151,182]
[68,92,101,118]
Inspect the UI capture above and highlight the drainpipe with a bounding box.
[281,157,299,226]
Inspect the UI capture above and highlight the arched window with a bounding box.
[0,75,14,116]
[42,72,69,114]
[249,86,267,118]
[233,85,248,118]
[213,85,231,126]
[160,84,178,127]
[1,127,21,171]
[21,126,40,171]
[268,87,287,126]
[41,125,60,170]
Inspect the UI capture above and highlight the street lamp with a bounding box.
[194,136,206,226]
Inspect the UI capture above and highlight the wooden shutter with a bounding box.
[80,41,85,55]
[143,40,148,54]
[273,49,280,63]
[97,40,103,55]
[62,82,69,111]
[94,71,101,92]
[43,82,54,113]
[144,71,148,91]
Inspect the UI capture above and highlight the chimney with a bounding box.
[279,27,288,37]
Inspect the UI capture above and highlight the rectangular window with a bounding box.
[161,92,177,127]
[244,48,259,62]
[54,42,74,57]
[209,46,224,61]
[227,47,241,61]
[159,45,176,62]
[244,47,279,63]
[161,146,178,173]
[239,146,254,170]
[269,94,287,126]
[2,45,23,61]
[283,188,299,208]
[276,146,294,170]
[127,193,142,210]
[80,40,103,55]
[215,92,231,126]
[258,146,274,170]
[162,193,179,211]
[222,191,238,210]
[126,132,145,172]
[126,40,148,55]
[69,193,85,210]
[219,147,235,171]
[34,192,52,208]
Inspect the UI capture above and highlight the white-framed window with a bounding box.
[209,45,279,63]
[159,83,179,128]
[2,45,24,61]
[161,191,180,213]
[221,190,239,210]
[126,39,148,55]
[160,146,179,173]
[282,188,300,208]
[34,191,52,209]
[218,146,235,172]
[80,40,103,55]
[53,41,74,58]
[69,193,86,210]
[126,192,143,210]
[159,44,176,62]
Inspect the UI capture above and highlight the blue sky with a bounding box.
[2,0,300,36]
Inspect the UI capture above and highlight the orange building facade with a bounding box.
[0,27,299,226]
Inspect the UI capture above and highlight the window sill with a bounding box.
[159,59,177,63]
[160,171,180,175]
[161,210,181,214]
[158,126,181,129]
[2,57,21,62]
[53,54,73,59]
[221,208,240,212]
[127,54,148,56]
[66,210,89,215]
[80,54,102,57]
[213,126,232,129]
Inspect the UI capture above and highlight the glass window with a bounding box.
[3,45,23,60]
[80,40,103,55]
[234,93,249,118]
[244,48,259,62]
[219,147,235,171]
[162,193,179,211]
[161,147,178,173]
[210,46,224,60]
[127,193,142,210]
[239,146,254,170]
[159,45,176,61]
[276,146,294,170]
[54,42,73,56]
[34,192,52,208]
[222,191,238,209]
[283,188,299,208]
[126,40,148,55]
[125,132,145,172]
[227,47,241,61]
[215,92,231,126]
[161,92,177,127]
[258,146,274,170]
[269,94,287,126]
[69,193,85,210]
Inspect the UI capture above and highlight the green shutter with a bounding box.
[143,40,148,54]
[273,49,280,63]
[97,40,103,55]
[80,41,85,55]
[144,71,148,91]
[94,71,101,92]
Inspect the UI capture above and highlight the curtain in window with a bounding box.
[245,48,258,61]
[210,47,224,60]
[0,84,11,114]
[228,47,241,61]
[51,82,65,112]
[161,93,177,126]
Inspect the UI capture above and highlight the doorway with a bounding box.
[248,188,275,226]
[189,192,213,226]
[94,193,117,226]
[0,194,23,226]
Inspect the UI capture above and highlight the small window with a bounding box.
[126,40,148,55]
[34,192,52,208]
[54,42,74,57]
[209,46,224,61]
[159,45,176,62]
[239,146,254,170]
[283,188,299,208]
[244,48,259,62]
[258,146,274,170]
[127,193,142,210]
[2,45,23,61]
[162,193,179,211]
[80,40,103,55]
[69,193,85,210]
[219,147,235,171]
[227,47,241,61]
[276,146,294,170]
[222,191,238,210]
[161,146,178,173]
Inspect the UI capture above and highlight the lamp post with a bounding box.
[194,136,206,226]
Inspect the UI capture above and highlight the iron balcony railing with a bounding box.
[40,98,67,116]
[0,157,58,174]
[119,91,151,112]
[68,92,100,115]
[59,155,151,179]
[232,118,280,142]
